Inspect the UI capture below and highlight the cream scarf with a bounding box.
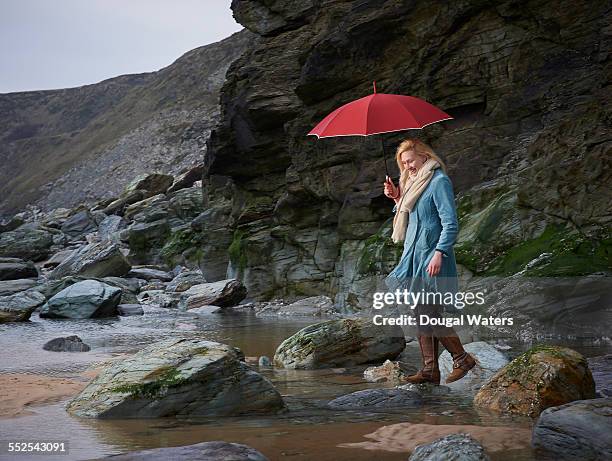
[391,158,440,244]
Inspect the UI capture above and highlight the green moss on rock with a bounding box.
[502,344,569,380]
[228,229,248,271]
[487,225,611,276]
[160,227,204,265]
[455,245,480,272]
[110,366,188,399]
[474,344,596,417]
[357,223,403,275]
[456,219,611,276]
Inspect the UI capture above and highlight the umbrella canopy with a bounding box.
[308,83,453,138]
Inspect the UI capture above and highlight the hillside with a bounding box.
[0,29,255,216]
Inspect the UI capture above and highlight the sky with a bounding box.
[0,0,243,94]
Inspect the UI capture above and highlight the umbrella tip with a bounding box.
[373,81,377,94]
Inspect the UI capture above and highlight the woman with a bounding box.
[383,138,475,385]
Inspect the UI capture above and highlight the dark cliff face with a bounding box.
[203,0,611,306]
[0,29,254,216]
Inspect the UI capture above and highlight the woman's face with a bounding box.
[401,150,428,175]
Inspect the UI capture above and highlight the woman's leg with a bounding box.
[425,304,476,384]
[404,304,440,384]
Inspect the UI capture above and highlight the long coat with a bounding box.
[384,168,460,312]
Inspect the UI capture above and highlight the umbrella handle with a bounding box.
[380,138,390,178]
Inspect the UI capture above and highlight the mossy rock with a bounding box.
[160,227,205,266]
[474,344,596,417]
[273,317,405,369]
[67,338,285,418]
[357,220,403,275]
[457,220,611,276]
[486,225,611,276]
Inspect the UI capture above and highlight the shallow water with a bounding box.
[0,307,608,460]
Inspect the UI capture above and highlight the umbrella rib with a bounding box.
[386,95,423,128]
[365,95,376,135]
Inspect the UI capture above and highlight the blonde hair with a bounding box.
[395,138,447,174]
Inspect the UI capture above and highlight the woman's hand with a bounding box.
[384,177,399,201]
[426,251,443,277]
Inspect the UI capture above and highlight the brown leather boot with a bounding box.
[404,335,440,385]
[438,336,476,383]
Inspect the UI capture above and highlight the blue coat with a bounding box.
[385,168,460,312]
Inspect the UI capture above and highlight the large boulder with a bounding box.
[66,338,286,418]
[274,318,406,369]
[532,398,612,460]
[48,241,131,280]
[90,441,269,461]
[0,257,38,280]
[474,345,596,417]
[35,275,142,304]
[39,280,121,319]
[0,289,46,322]
[0,224,55,261]
[409,434,490,461]
[179,279,247,309]
[439,341,509,394]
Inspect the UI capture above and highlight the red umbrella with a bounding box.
[308,82,452,177]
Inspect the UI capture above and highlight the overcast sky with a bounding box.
[0,0,243,94]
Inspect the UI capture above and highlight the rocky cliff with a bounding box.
[1,0,610,318]
[200,0,610,307]
[0,29,254,216]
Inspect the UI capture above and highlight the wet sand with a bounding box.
[0,373,87,418]
[0,357,118,419]
[339,422,533,453]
